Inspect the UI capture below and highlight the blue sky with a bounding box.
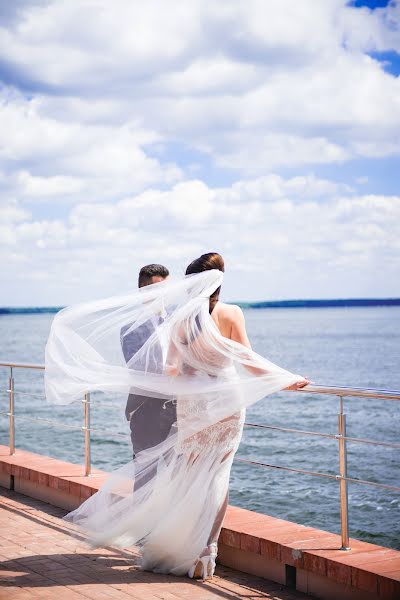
[0,0,399,304]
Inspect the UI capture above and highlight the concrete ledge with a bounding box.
[220,507,400,600]
[0,445,107,511]
[1,445,399,600]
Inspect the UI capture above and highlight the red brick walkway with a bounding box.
[0,488,309,600]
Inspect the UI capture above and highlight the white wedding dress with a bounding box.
[139,403,246,576]
[44,270,304,577]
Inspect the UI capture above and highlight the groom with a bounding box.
[120,264,176,460]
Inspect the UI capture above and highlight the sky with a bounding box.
[0,0,399,305]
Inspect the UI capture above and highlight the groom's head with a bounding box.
[138,264,169,288]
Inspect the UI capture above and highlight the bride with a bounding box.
[44,252,309,581]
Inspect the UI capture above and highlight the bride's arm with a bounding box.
[230,306,309,389]
[229,305,252,349]
[164,321,188,376]
[165,339,181,376]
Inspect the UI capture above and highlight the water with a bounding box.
[0,307,399,549]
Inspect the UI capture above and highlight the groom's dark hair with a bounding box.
[138,264,169,287]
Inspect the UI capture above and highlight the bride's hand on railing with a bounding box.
[284,378,311,391]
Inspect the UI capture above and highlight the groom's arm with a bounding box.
[121,323,149,365]
[121,324,134,364]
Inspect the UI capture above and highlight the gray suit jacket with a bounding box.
[120,318,176,454]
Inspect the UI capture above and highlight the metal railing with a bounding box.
[1,361,399,552]
[0,362,92,478]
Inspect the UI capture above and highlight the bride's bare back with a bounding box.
[211,302,251,348]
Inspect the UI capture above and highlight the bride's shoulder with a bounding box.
[216,302,244,322]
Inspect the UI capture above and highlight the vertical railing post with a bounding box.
[9,367,15,455]
[83,392,91,476]
[337,395,350,550]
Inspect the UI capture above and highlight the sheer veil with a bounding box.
[45,269,305,574]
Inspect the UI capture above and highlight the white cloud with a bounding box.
[213,134,350,172]
[1,175,399,303]
[0,0,399,303]
[339,0,400,53]
[17,170,85,198]
[0,198,30,223]
[1,0,399,176]
[216,173,353,204]
[0,88,182,205]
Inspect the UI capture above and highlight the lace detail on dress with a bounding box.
[176,395,245,456]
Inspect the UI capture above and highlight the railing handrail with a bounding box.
[0,361,44,370]
[299,383,400,400]
[1,361,399,400]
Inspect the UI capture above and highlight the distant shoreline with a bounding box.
[0,307,64,315]
[236,298,400,308]
[1,298,400,315]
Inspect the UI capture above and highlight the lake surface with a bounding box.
[0,307,399,549]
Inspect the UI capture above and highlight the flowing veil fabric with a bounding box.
[45,270,304,575]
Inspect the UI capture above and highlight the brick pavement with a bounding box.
[0,488,309,600]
